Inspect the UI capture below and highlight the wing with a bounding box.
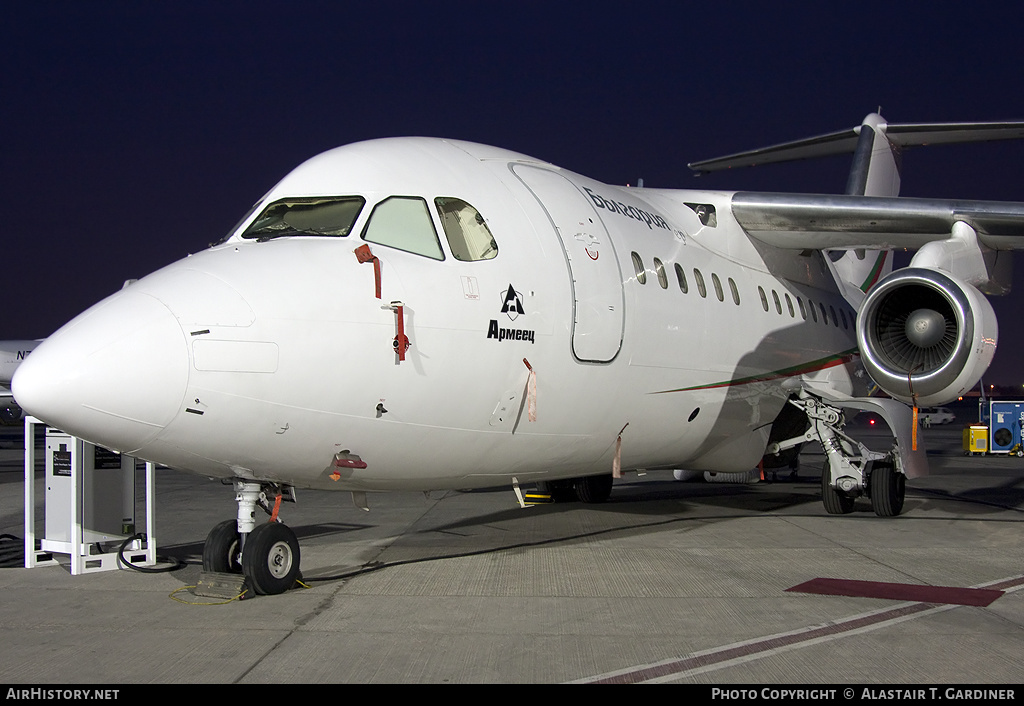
[730,192,1024,250]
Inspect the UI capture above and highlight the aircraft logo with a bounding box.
[500,284,525,321]
[487,284,535,344]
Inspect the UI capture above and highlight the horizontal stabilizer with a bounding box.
[689,118,1024,174]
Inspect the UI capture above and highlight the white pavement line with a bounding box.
[574,573,1024,684]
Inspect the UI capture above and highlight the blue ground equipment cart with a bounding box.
[988,401,1024,456]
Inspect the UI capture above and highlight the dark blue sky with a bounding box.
[4,2,1024,383]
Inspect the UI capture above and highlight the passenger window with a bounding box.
[819,303,828,325]
[830,305,839,327]
[694,269,707,298]
[809,299,818,322]
[712,273,724,302]
[435,198,497,261]
[242,196,365,240]
[632,252,647,284]
[772,290,782,314]
[797,297,806,320]
[728,278,740,305]
[654,258,668,289]
[363,196,444,259]
[758,286,769,312]
[785,293,795,317]
[675,263,688,293]
[840,308,849,329]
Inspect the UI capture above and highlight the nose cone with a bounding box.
[13,289,188,452]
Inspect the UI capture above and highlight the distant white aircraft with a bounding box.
[14,114,1024,594]
[0,340,41,423]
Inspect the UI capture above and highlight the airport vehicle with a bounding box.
[918,407,956,426]
[0,340,40,385]
[13,114,1024,594]
[0,340,40,424]
[964,401,1024,455]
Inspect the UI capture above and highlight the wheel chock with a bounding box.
[193,571,251,600]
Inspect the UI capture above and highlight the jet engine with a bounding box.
[857,268,997,407]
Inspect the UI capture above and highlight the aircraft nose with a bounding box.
[12,288,188,453]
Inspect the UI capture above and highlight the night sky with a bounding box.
[5,2,1024,383]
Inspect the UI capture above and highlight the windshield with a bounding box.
[241,196,366,240]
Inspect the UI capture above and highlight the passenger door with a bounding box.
[513,166,624,363]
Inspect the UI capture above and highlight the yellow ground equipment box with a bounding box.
[963,425,988,455]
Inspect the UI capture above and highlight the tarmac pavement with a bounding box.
[0,414,1022,686]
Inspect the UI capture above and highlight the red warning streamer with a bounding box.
[612,422,629,478]
[354,244,382,299]
[523,358,536,422]
[393,304,410,362]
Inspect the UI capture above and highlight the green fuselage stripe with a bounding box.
[859,251,888,292]
[653,348,859,394]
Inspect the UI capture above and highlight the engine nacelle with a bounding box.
[857,268,997,406]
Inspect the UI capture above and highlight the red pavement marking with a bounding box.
[579,575,1024,684]
[786,577,1004,607]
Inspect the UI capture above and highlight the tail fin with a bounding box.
[845,113,900,197]
[830,113,897,297]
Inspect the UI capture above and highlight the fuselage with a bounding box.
[13,138,865,491]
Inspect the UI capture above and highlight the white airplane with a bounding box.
[0,340,41,424]
[13,114,1024,594]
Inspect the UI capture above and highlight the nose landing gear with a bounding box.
[241,521,300,595]
[201,519,242,574]
[201,480,301,596]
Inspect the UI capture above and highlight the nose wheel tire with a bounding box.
[241,522,301,595]
[202,519,242,573]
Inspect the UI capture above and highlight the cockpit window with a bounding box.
[241,196,365,240]
[435,198,498,261]
[362,196,444,260]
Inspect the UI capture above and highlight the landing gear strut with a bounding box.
[768,392,907,517]
[201,479,301,595]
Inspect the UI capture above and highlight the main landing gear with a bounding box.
[533,473,614,504]
[768,392,907,517]
[202,480,301,596]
